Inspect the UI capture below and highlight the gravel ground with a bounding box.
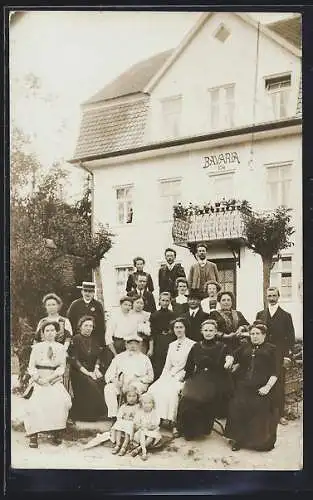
[11,414,302,470]
[10,373,303,470]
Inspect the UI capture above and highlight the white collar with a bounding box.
[166,262,175,271]
[83,298,93,304]
[176,295,187,304]
[268,303,279,316]
[197,259,207,267]
[189,307,199,316]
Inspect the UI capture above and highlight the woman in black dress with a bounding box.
[210,291,250,352]
[69,316,106,421]
[149,292,176,379]
[171,278,189,317]
[176,319,233,440]
[225,322,279,451]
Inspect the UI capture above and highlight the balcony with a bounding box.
[172,201,247,263]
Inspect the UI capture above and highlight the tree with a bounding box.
[11,165,114,344]
[240,202,295,307]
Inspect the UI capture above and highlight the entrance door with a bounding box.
[211,258,237,307]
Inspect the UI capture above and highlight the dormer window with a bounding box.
[265,73,292,119]
[161,95,182,139]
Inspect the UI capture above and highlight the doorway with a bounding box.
[211,258,237,307]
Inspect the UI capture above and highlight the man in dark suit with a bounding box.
[158,247,186,297]
[67,281,106,348]
[126,256,154,294]
[130,274,156,314]
[256,286,295,425]
[183,289,210,342]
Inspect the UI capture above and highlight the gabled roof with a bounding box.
[145,12,301,94]
[71,13,302,163]
[85,49,173,104]
[72,97,149,160]
[267,15,302,49]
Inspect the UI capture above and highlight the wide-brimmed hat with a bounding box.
[125,334,143,343]
[204,280,221,292]
[77,281,96,291]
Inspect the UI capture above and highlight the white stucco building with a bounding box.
[70,12,302,336]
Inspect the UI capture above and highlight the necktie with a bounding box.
[47,345,54,360]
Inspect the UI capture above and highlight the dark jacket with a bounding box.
[66,297,106,347]
[182,307,211,343]
[126,271,154,293]
[158,263,186,297]
[128,289,156,314]
[256,306,295,363]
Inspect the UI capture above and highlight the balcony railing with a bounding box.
[172,204,246,247]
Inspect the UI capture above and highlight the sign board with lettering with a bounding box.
[203,151,240,173]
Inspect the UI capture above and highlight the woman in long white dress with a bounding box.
[35,293,73,394]
[148,317,195,435]
[23,320,72,448]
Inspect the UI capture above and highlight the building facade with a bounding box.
[70,12,302,336]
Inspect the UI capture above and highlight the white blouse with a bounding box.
[161,337,195,380]
[28,341,66,379]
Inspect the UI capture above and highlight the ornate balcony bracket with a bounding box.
[226,239,241,268]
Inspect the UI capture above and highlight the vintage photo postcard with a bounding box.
[9,9,302,471]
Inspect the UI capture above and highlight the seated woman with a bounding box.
[129,295,151,354]
[23,320,72,448]
[69,316,106,422]
[148,317,195,435]
[171,278,189,317]
[176,319,233,440]
[210,291,250,352]
[201,280,221,314]
[225,322,279,452]
[104,335,154,421]
[149,292,176,379]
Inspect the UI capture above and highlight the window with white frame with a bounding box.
[116,266,133,299]
[161,96,182,138]
[270,256,292,299]
[265,73,291,119]
[116,185,133,224]
[266,163,292,208]
[211,173,235,201]
[159,178,182,221]
[208,84,235,130]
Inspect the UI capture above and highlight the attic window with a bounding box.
[265,74,291,91]
[214,24,230,43]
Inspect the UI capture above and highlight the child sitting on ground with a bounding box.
[111,387,140,456]
[130,392,162,461]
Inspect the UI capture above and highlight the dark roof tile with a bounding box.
[85,49,173,104]
[72,98,149,160]
[267,15,302,49]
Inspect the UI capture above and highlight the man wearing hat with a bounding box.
[201,280,222,314]
[66,282,106,348]
[183,289,210,342]
[104,334,154,420]
[188,244,220,299]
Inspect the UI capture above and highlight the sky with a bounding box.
[10,10,296,190]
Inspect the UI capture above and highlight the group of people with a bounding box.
[22,243,296,459]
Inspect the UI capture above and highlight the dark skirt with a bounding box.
[177,371,225,439]
[70,368,107,422]
[225,382,279,450]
